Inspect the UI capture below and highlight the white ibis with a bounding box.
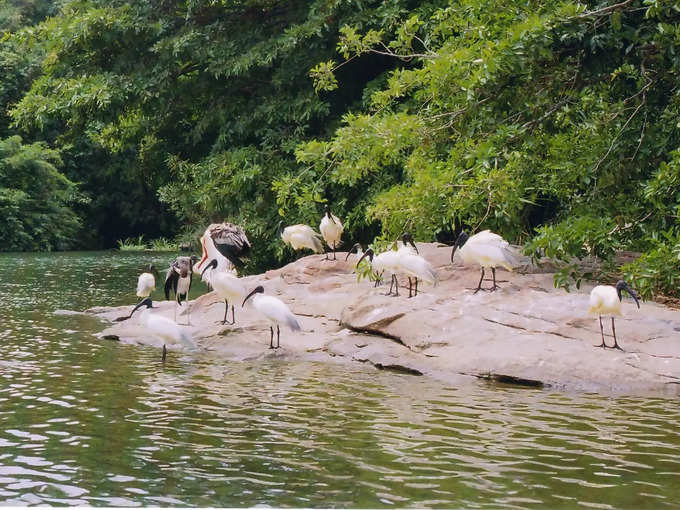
[117,297,196,361]
[242,285,301,349]
[588,280,640,350]
[136,264,157,299]
[451,230,517,292]
[319,204,343,260]
[164,255,198,324]
[280,224,324,254]
[201,258,246,324]
[357,247,402,296]
[194,222,251,275]
[394,234,438,297]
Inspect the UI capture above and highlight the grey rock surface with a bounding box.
[89,243,680,395]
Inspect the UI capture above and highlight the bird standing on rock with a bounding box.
[394,234,438,297]
[242,285,301,349]
[588,280,640,351]
[319,204,343,260]
[280,223,324,255]
[165,255,198,324]
[201,258,246,325]
[357,247,401,296]
[451,230,517,293]
[136,264,157,301]
[195,222,251,275]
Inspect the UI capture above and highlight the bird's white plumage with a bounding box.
[281,224,324,253]
[456,230,516,271]
[210,270,246,305]
[396,252,438,286]
[136,272,155,298]
[249,294,301,331]
[136,307,196,351]
[319,214,343,249]
[588,285,622,317]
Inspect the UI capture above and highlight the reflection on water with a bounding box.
[0,251,679,507]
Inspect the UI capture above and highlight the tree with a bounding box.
[0,135,83,250]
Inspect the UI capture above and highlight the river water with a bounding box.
[0,251,679,507]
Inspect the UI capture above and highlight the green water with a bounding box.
[1,251,680,507]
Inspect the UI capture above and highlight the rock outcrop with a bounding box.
[89,243,680,395]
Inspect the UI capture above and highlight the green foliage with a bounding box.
[0,135,83,251]
[117,235,146,251]
[300,0,680,297]
[623,232,680,300]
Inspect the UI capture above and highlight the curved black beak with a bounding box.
[345,243,362,261]
[242,285,263,307]
[123,297,153,320]
[451,245,458,263]
[201,258,218,278]
[626,284,641,309]
[408,239,418,254]
[357,248,374,268]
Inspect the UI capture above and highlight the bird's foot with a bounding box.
[594,342,607,349]
[611,344,625,352]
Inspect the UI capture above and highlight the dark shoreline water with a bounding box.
[1,251,679,507]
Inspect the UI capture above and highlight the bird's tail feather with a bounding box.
[311,235,324,254]
[287,315,302,331]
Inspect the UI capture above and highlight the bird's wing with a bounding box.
[261,296,302,331]
[468,230,508,247]
[164,267,178,300]
[211,224,251,268]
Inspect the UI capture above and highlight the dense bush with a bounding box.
[0,136,83,250]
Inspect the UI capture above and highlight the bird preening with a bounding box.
[280,223,324,255]
[588,280,640,351]
[451,230,517,293]
[195,222,251,275]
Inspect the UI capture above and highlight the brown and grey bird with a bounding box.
[194,222,251,277]
[165,255,199,324]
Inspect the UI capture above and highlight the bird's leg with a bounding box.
[490,268,500,291]
[384,273,395,296]
[162,344,167,362]
[474,268,486,294]
[269,326,274,349]
[230,304,236,325]
[408,277,413,298]
[222,299,229,324]
[595,316,606,348]
[333,242,337,261]
[611,317,624,351]
[277,325,281,349]
[415,277,418,297]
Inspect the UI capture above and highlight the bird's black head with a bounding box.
[324,203,336,224]
[345,242,363,261]
[615,280,640,308]
[357,248,374,267]
[451,231,469,263]
[401,232,419,254]
[190,255,199,268]
[148,264,155,273]
[242,285,264,307]
[200,258,218,278]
